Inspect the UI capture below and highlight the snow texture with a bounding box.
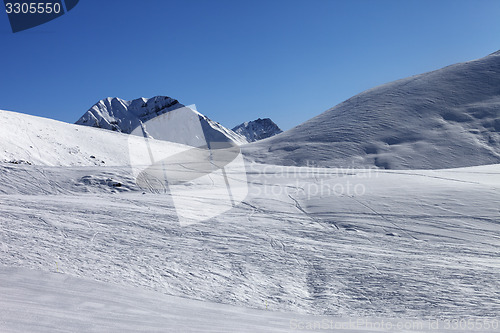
[2,267,497,333]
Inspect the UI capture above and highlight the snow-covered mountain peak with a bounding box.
[232,118,282,142]
[76,96,184,133]
[76,96,248,146]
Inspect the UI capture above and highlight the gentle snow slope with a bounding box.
[0,267,328,333]
[0,109,191,167]
[245,50,500,169]
[2,267,496,333]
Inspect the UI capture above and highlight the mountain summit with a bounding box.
[76,96,183,134]
[76,96,247,146]
[232,118,282,142]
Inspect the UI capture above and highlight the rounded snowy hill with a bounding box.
[245,50,500,169]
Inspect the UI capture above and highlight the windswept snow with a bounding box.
[245,51,500,169]
[2,268,498,333]
[0,267,327,333]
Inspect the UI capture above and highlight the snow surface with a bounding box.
[244,51,500,169]
[1,110,499,332]
[0,267,331,333]
[1,161,499,331]
[76,96,248,146]
[232,118,283,142]
[1,268,497,333]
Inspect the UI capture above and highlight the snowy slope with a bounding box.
[232,118,282,142]
[0,160,499,321]
[0,267,331,333]
[0,109,189,167]
[2,268,496,333]
[245,50,500,169]
[76,96,248,146]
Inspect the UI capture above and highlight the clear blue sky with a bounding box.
[1,0,500,130]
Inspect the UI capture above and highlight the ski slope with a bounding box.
[1,83,500,331]
[0,267,326,333]
[1,267,497,333]
[0,160,499,331]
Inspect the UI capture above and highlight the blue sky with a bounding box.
[1,0,500,130]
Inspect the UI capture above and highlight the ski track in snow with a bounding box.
[0,162,499,326]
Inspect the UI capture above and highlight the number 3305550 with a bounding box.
[5,2,62,14]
